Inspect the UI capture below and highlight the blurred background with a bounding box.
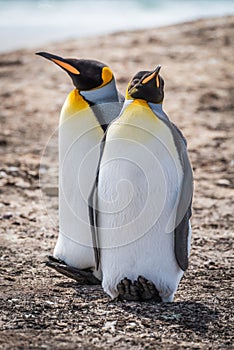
[0,0,233,52]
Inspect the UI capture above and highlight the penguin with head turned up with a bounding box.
[92,66,193,301]
[36,52,123,283]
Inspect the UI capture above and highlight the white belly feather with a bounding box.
[98,102,188,301]
[54,108,103,270]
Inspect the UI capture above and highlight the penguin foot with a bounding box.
[45,256,101,285]
[117,277,141,301]
[135,276,162,302]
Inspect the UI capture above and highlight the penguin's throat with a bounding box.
[118,99,164,128]
[132,99,149,108]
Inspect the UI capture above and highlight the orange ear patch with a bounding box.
[52,59,80,75]
[156,75,160,88]
[101,66,113,86]
[142,71,157,85]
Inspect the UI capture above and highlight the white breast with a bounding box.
[98,102,185,301]
[54,107,103,270]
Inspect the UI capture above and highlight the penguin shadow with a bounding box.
[118,300,219,336]
[52,277,219,335]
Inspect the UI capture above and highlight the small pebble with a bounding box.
[3,212,13,219]
[216,179,230,187]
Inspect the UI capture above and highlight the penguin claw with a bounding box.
[45,256,101,285]
[136,276,162,302]
[117,277,141,301]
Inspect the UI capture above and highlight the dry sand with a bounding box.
[0,16,233,349]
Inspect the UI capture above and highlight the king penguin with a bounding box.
[94,66,193,301]
[36,52,123,282]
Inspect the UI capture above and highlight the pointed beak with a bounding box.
[128,85,138,96]
[154,65,161,75]
[36,51,80,75]
[36,51,59,61]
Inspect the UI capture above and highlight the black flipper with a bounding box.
[174,205,192,271]
[169,123,193,271]
[150,104,193,271]
[88,133,107,270]
[171,125,193,271]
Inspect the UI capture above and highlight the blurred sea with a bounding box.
[0,0,233,52]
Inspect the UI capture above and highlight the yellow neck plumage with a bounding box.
[60,89,89,123]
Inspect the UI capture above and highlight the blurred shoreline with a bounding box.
[1,14,234,55]
[0,0,234,53]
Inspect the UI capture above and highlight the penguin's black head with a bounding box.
[36,51,113,91]
[127,66,164,104]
